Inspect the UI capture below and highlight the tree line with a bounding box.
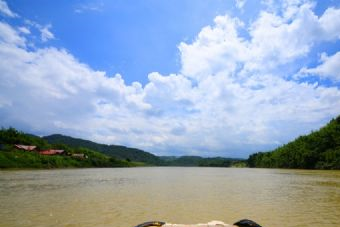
[247,116,340,169]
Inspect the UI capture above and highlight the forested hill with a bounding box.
[44,134,164,165]
[43,135,244,167]
[160,156,244,167]
[248,116,340,169]
[0,128,136,168]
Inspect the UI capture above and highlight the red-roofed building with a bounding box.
[39,150,65,155]
[14,144,37,151]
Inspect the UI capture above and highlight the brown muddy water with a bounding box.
[0,167,340,227]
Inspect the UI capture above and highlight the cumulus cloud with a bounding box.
[180,2,340,78]
[0,0,17,17]
[0,22,26,46]
[246,2,340,72]
[235,0,246,9]
[22,20,55,42]
[0,1,340,157]
[179,15,248,80]
[300,52,340,82]
[40,24,54,42]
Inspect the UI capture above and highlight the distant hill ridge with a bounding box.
[160,155,243,167]
[43,134,163,165]
[0,127,242,168]
[43,134,244,167]
[3,113,338,169]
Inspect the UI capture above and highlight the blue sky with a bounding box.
[0,0,340,158]
[6,0,251,84]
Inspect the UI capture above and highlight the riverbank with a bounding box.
[0,149,143,169]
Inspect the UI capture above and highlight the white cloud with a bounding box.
[74,2,104,14]
[179,15,248,80]
[22,20,55,42]
[0,0,17,18]
[261,0,308,16]
[246,2,340,73]
[235,0,246,9]
[0,22,26,46]
[40,25,54,42]
[1,1,340,157]
[318,7,340,41]
[300,52,340,81]
[179,2,340,79]
[18,26,30,35]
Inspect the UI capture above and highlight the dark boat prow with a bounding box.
[234,219,262,227]
[134,219,262,227]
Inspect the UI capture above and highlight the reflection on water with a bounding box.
[1,168,340,227]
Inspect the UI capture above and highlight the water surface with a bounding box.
[1,167,340,227]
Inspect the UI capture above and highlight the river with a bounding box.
[0,167,340,227]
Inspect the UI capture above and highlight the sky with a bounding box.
[0,0,340,158]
